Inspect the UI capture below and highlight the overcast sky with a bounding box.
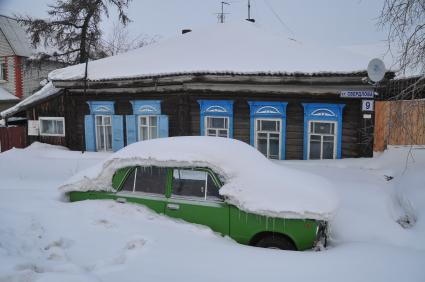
[0,0,392,64]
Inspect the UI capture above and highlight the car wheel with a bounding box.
[255,235,297,250]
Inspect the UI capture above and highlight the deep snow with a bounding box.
[48,21,371,82]
[60,137,337,220]
[0,143,425,282]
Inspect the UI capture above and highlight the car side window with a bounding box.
[172,168,223,201]
[121,166,167,195]
[121,168,136,192]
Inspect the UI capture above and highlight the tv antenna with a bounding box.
[246,0,255,22]
[217,1,230,23]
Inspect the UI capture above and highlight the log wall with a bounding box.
[46,90,368,159]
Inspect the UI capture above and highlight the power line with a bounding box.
[263,0,295,37]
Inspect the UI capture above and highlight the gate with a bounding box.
[0,126,26,152]
[374,100,425,151]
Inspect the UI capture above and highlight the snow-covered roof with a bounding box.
[0,15,32,57]
[0,82,60,118]
[49,21,372,82]
[0,87,18,101]
[59,136,338,220]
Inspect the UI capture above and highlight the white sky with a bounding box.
[0,0,395,68]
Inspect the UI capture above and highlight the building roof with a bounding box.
[49,21,375,82]
[0,15,32,57]
[0,82,60,118]
[0,86,19,101]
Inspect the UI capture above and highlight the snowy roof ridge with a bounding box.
[48,21,374,82]
[0,87,19,101]
[1,82,61,118]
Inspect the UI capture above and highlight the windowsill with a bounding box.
[0,80,7,84]
[40,133,65,137]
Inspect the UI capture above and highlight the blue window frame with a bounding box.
[302,103,345,160]
[198,100,234,138]
[84,101,124,152]
[126,100,168,146]
[248,101,288,160]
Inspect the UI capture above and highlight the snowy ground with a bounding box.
[1,143,425,282]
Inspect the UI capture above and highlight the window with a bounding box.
[95,115,112,151]
[248,101,287,160]
[39,117,65,136]
[1,63,7,81]
[302,103,344,160]
[205,116,229,138]
[308,121,336,160]
[138,115,158,141]
[198,100,234,138]
[121,166,167,195]
[172,169,222,201]
[255,119,281,160]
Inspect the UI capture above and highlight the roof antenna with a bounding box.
[246,0,255,22]
[217,1,230,23]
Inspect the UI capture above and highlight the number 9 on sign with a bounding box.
[362,100,374,112]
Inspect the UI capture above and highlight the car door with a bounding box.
[117,166,168,214]
[165,168,230,235]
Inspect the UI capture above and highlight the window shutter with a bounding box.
[126,115,137,145]
[84,115,96,151]
[112,115,124,152]
[158,115,169,138]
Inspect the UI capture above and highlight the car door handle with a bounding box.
[167,203,180,210]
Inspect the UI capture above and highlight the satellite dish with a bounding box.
[367,58,386,82]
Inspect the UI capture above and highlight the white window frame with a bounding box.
[204,116,229,138]
[0,63,6,82]
[39,117,65,137]
[254,118,281,160]
[95,115,113,152]
[138,115,158,141]
[307,120,337,160]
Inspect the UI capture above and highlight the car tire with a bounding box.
[255,235,297,250]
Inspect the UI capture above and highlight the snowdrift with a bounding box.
[48,21,370,81]
[59,136,337,220]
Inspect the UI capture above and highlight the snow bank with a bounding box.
[0,82,60,118]
[59,136,337,220]
[49,21,370,82]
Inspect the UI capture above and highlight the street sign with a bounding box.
[340,91,375,98]
[28,120,39,136]
[362,100,374,112]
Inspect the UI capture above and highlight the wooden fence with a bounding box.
[374,100,425,151]
[0,126,26,152]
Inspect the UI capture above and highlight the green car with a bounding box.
[69,165,328,251]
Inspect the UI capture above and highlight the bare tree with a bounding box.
[102,21,160,56]
[16,0,132,64]
[379,0,425,74]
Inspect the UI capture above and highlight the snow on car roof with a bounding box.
[60,136,337,220]
[49,21,371,82]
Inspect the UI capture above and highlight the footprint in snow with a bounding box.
[94,219,116,228]
[125,239,146,250]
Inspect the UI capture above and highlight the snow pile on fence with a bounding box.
[0,82,60,118]
[59,136,337,220]
[48,21,370,81]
